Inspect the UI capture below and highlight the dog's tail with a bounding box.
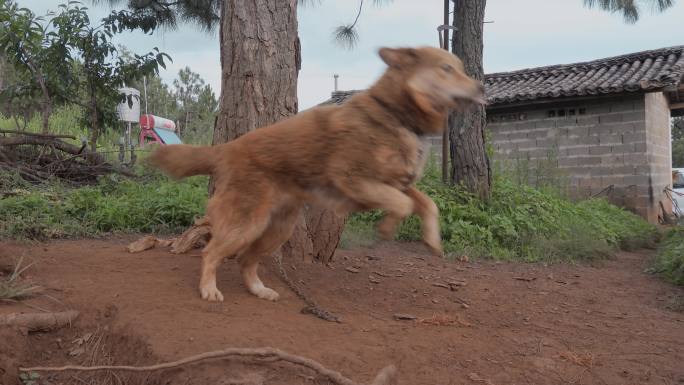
[148,144,216,179]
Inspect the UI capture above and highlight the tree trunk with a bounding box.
[88,81,99,154]
[211,0,343,263]
[449,0,491,200]
[213,0,299,144]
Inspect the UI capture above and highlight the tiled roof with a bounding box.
[322,46,684,107]
[486,45,684,106]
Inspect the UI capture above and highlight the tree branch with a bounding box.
[20,347,397,385]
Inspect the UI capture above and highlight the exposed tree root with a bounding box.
[20,347,397,385]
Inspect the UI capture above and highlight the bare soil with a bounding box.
[1,238,683,385]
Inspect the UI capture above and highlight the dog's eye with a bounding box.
[441,64,454,73]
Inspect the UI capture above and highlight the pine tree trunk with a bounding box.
[450,0,491,200]
[211,0,343,263]
[213,0,299,143]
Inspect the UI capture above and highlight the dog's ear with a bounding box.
[378,48,418,69]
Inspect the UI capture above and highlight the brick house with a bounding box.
[325,46,684,223]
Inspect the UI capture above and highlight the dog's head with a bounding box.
[378,46,486,117]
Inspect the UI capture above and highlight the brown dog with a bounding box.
[150,46,485,302]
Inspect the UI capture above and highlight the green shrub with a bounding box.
[343,167,658,262]
[650,227,684,285]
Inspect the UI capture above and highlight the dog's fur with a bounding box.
[150,47,485,302]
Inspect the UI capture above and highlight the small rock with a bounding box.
[345,266,360,274]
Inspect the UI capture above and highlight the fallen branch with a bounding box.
[20,347,397,385]
[0,310,79,332]
[0,135,103,164]
[0,129,77,140]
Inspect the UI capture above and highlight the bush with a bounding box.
[343,165,658,262]
[650,227,684,285]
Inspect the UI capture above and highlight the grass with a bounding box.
[649,227,684,285]
[0,169,208,240]
[0,256,40,300]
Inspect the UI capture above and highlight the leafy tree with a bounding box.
[0,1,77,133]
[1,1,170,151]
[173,66,205,136]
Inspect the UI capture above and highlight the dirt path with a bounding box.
[1,238,683,385]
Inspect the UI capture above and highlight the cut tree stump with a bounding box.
[170,216,211,254]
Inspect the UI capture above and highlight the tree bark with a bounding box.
[213,0,299,144]
[211,0,343,263]
[450,0,491,200]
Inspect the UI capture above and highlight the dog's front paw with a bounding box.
[425,241,444,258]
[200,285,224,302]
[251,286,280,302]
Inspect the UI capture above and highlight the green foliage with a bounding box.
[0,171,207,239]
[344,162,658,262]
[649,227,684,285]
[673,117,684,167]
[0,1,170,149]
[582,0,674,23]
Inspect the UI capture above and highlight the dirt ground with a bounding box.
[1,238,683,385]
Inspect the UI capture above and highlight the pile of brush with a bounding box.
[0,130,133,185]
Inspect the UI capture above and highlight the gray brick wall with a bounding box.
[425,93,672,223]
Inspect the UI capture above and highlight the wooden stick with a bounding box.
[20,347,396,385]
[0,129,76,140]
[0,310,78,331]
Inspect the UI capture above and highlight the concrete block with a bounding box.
[578,156,602,166]
[601,154,624,165]
[620,110,646,123]
[621,132,646,144]
[565,147,589,156]
[611,143,636,154]
[599,134,623,145]
[535,138,558,148]
[568,126,589,137]
[589,146,613,156]
[623,175,650,186]
[526,129,548,139]
[588,125,611,136]
[508,131,528,141]
[576,115,600,126]
[599,113,624,124]
[555,118,578,128]
[578,136,600,146]
[558,137,579,147]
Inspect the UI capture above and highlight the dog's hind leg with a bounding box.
[199,194,273,302]
[237,204,301,301]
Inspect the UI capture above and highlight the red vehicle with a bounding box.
[139,114,183,147]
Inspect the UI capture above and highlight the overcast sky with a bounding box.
[16,0,684,110]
